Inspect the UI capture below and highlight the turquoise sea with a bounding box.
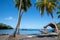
[0,29,52,35]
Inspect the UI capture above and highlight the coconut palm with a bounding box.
[35,0,56,18]
[35,0,59,33]
[13,0,31,37]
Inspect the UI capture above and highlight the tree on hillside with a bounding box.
[0,23,13,29]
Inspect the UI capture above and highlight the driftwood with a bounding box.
[40,23,59,36]
[40,30,48,34]
[44,23,58,33]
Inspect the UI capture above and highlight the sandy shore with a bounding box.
[0,34,60,40]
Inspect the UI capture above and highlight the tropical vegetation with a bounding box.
[35,0,56,18]
[35,0,59,33]
[57,22,60,30]
[57,6,60,18]
[12,0,60,37]
[13,0,32,37]
[0,23,13,29]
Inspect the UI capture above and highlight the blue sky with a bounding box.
[0,0,60,29]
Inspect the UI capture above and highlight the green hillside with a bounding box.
[0,23,13,29]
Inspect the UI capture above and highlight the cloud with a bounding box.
[5,16,13,20]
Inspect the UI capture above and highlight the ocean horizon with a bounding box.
[0,29,52,35]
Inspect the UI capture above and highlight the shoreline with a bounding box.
[0,34,59,40]
[0,30,60,40]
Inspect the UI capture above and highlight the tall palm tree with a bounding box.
[35,0,59,33]
[13,0,31,37]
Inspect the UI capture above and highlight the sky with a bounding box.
[0,0,60,29]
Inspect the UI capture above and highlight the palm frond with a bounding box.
[58,15,60,18]
[57,6,60,9]
[46,5,50,16]
[48,8,53,18]
[35,2,43,12]
[57,11,60,14]
[49,0,57,2]
[35,0,56,18]
[40,5,44,16]
[51,2,57,6]
[14,0,32,11]
[26,0,32,8]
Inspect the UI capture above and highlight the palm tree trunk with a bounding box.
[18,11,23,34]
[52,18,59,34]
[13,0,22,37]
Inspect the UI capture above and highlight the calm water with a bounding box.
[0,29,52,35]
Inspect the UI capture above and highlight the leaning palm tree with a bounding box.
[35,0,59,33]
[13,0,31,37]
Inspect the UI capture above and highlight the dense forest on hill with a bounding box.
[0,23,13,29]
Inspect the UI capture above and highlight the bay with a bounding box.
[0,29,52,35]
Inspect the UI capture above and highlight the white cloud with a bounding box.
[5,16,13,20]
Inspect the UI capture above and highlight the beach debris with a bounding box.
[40,30,48,34]
[44,23,57,32]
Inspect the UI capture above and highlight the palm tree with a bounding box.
[13,0,31,37]
[35,0,59,33]
[35,0,57,17]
